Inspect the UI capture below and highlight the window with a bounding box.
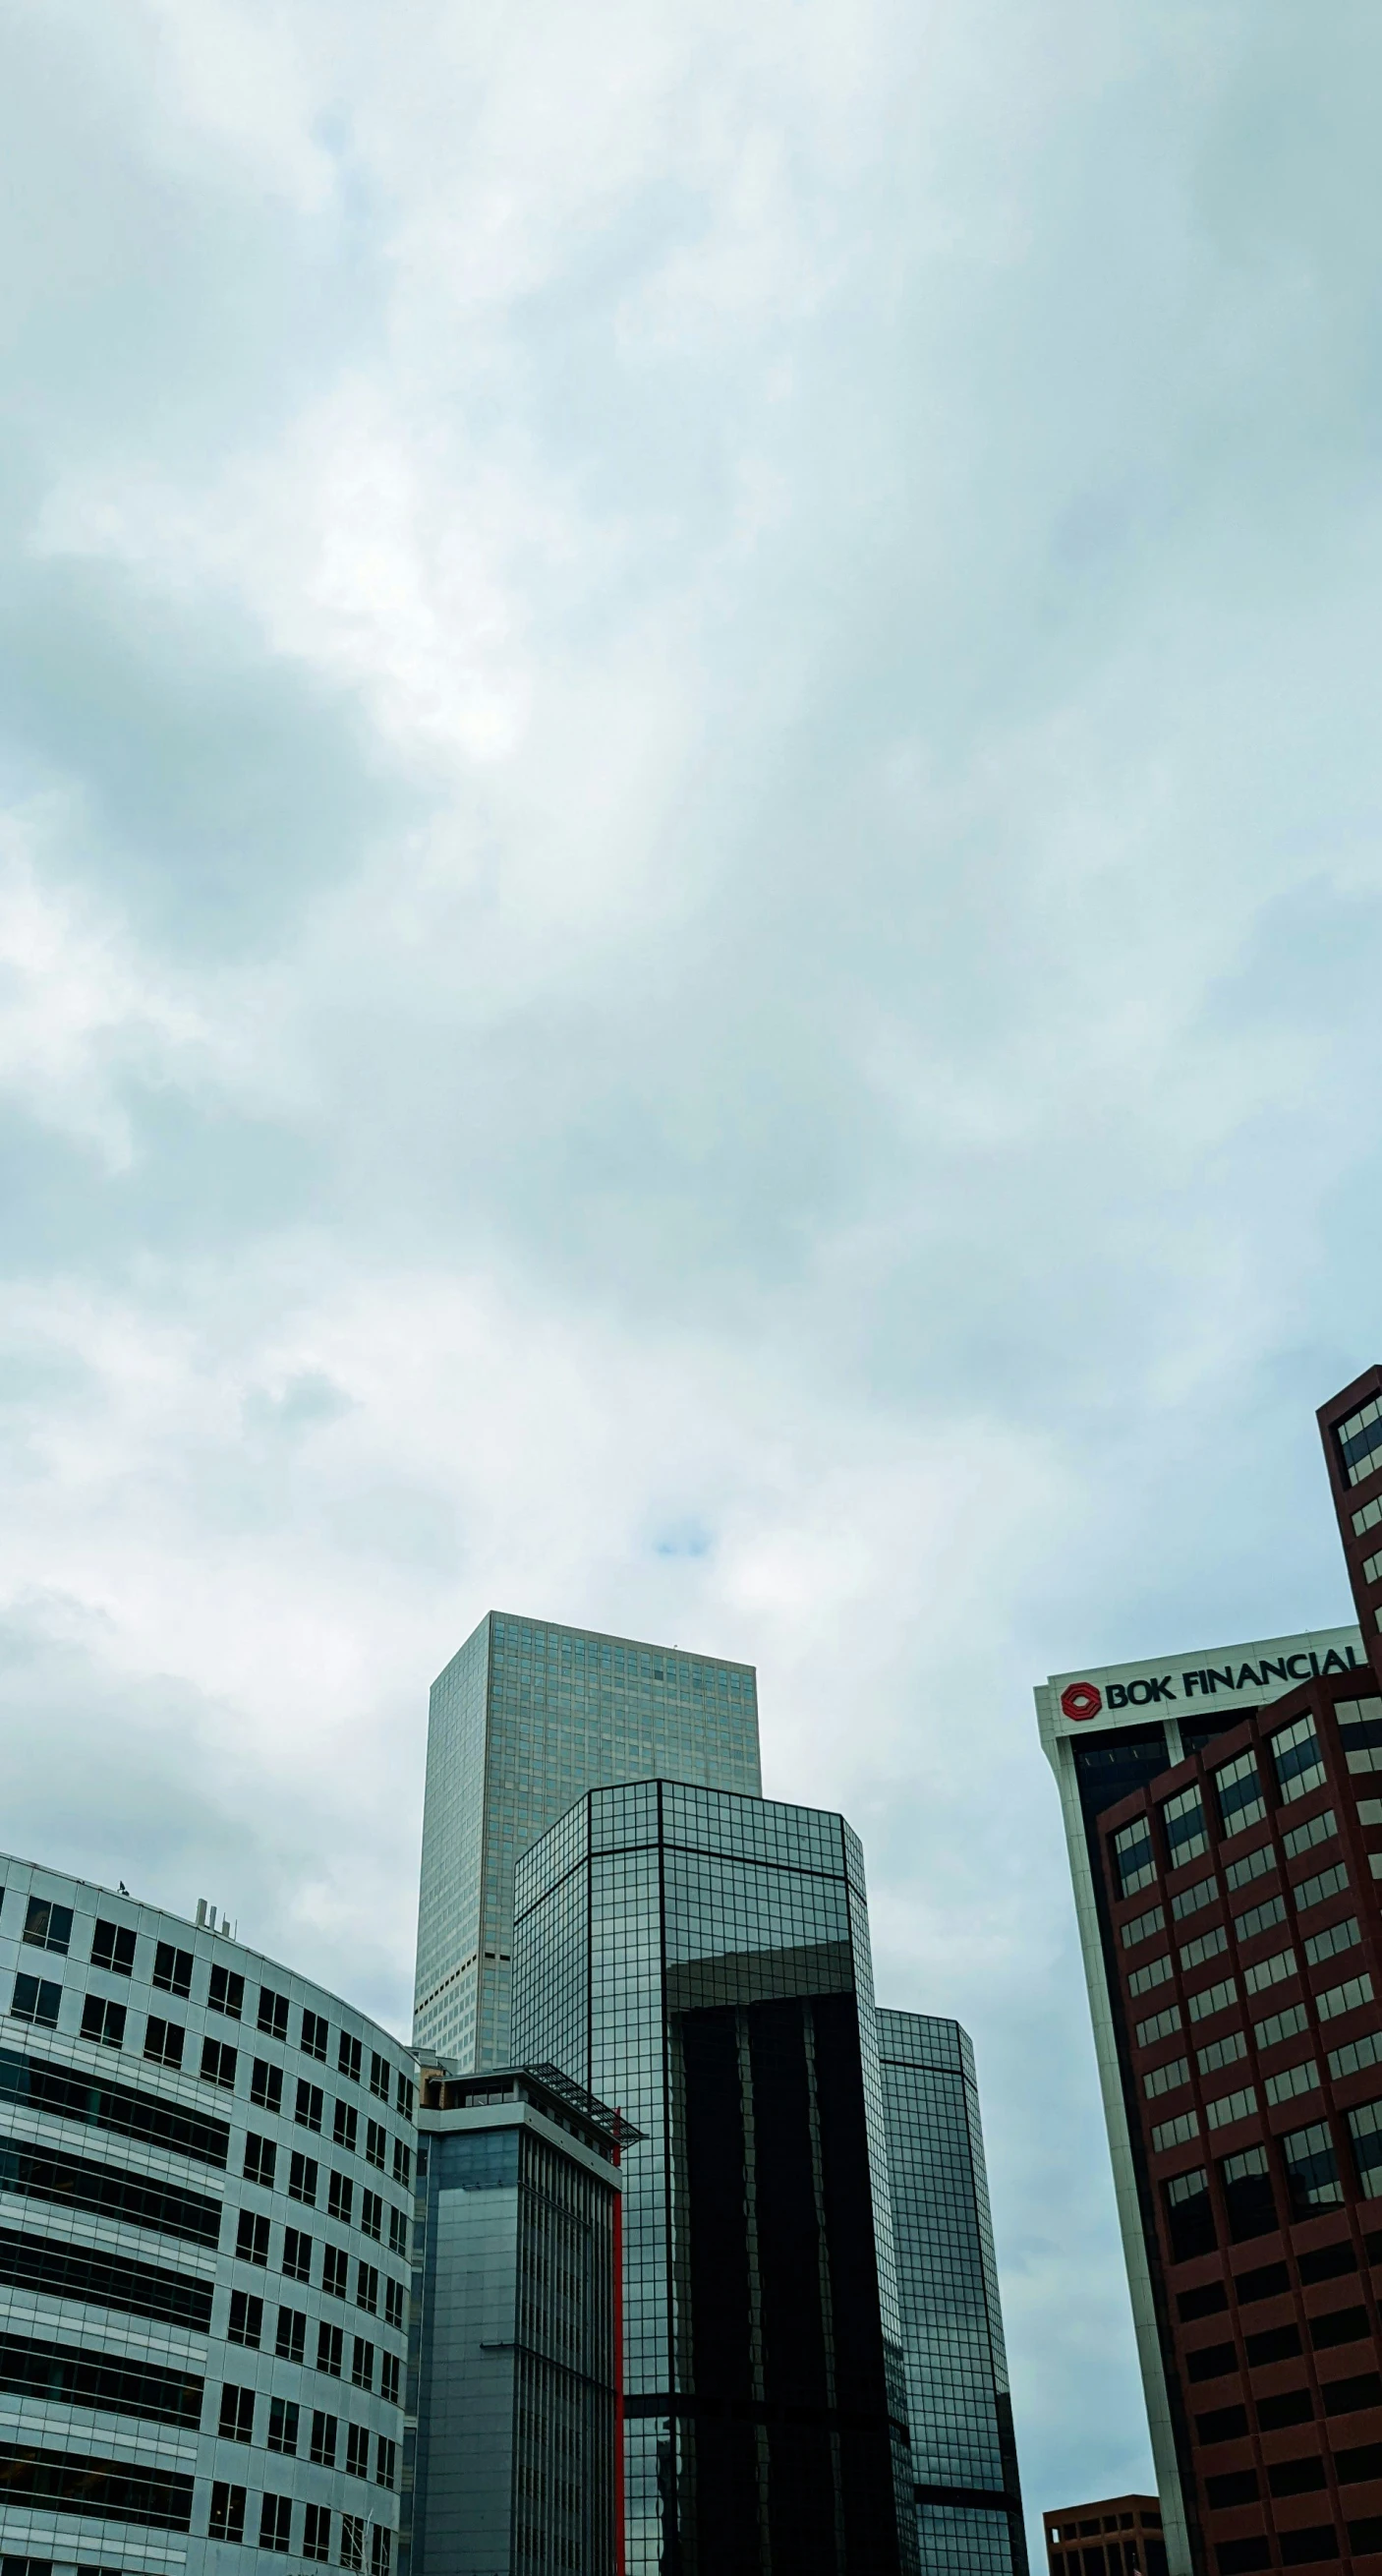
[384,2278,405,2332]
[1236,1894,1287,1943]
[370,2052,389,2103]
[153,1941,193,1996]
[1317,1972,1373,2021]
[208,1965,245,2020]
[1225,1842,1277,1893]
[1136,2004,1181,2047]
[244,2135,276,2189]
[1161,1783,1209,1867]
[329,2172,354,2225]
[379,2352,400,2407]
[1339,1695,1382,1775]
[296,2079,324,2134]
[91,1920,136,1975]
[80,1994,126,2049]
[1144,2058,1188,2100]
[372,2525,391,2575]
[1188,1978,1238,2022]
[275,2307,306,2364]
[1113,1817,1157,1898]
[334,2100,358,2151]
[317,2321,343,2376]
[283,2228,312,2284]
[1221,2143,1277,2242]
[338,2033,362,2083]
[1198,2031,1246,2075]
[1243,1949,1295,1995]
[1265,2061,1320,2107]
[260,2492,293,2554]
[376,2434,397,2489]
[144,2015,185,2068]
[305,2504,332,2564]
[366,2119,386,2170]
[227,2292,262,2348]
[387,2207,407,2260]
[1285,1808,1337,1859]
[1206,2085,1257,2131]
[1282,2119,1344,2215]
[1122,1904,1165,1948]
[341,2513,365,2570]
[1348,2099,1382,2196]
[392,2140,411,2189]
[362,2189,382,2243]
[24,1897,73,1955]
[219,2383,255,2441]
[1152,2109,1198,2151]
[12,1975,60,2028]
[1173,1876,1217,1921]
[1356,1494,1382,1539]
[268,2395,300,2455]
[1181,1923,1228,1970]
[1255,2002,1309,2050]
[1306,1917,1360,1967]
[302,2009,328,2063]
[346,2423,370,2479]
[356,2262,378,2314]
[351,2337,374,2391]
[1337,1391,1382,1488]
[1330,2031,1382,2082]
[311,2410,338,2466]
[396,2074,414,2120]
[1214,1748,1268,1837]
[323,2244,350,2299]
[209,2482,246,2543]
[259,1987,289,2041]
[1272,1714,1327,1804]
[1296,1862,1351,1912]
[289,2152,318,2206]
[252,2059,283,2114]
[201,2037,237,2091]
[235,2210,269,2267]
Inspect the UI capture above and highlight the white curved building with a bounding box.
[0,1853,414,2576]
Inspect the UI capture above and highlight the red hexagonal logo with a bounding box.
[1060,1680,1104,1724]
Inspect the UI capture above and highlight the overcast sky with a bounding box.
[4,0,1382,2542]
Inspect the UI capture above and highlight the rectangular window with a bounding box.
[372,2526,391,2576]
[1161,1783,1209,1867]
[356,2262,378,2314]
[380,2352,400,2407]
[1122,1904,1165,1948]
[276,2306,307,2364]
[305,2504,332,2564]
[1265,2061,1320,2107]
[208,1965,245,2020]
[384,2278,405,2332]
[351,2337,374,2391]
[283,2228,312,2283]
[366,2119,386,2170]
[1197,2031,1246,2076]
[395,2073,414,2120]
[153,1942,193,1997]
[1348,2098,1382,2197]
[338,2033,362,2083]
[333,2100,358,2152]
[329,2172,354,2225]
[311,2410,338,2467]
[80,1995,126,2050]
[1188,1978,1238,2022]
[259,1987,289,2041]
[144,2015,185,2069]
[1152,2109,1199,2151]
[1243,1949,1296,1996]
[1206,2085,1257,2131]
[1272,1714,1327,1804]
[219,2383,255,2442]
[1112,1823,1152,1905]
[1355,1494,1382,1538]
[227,2292,262,2349]
[376,2435,397,2489]
[24,1897,73,1955]
[268,2396,300,2455]
[1330,2031,1382,2082]
[1136,2004,1182,2047]
[1282,2119,1345,2214]
[1236,1894,1288,1943]
[369,2052,389,2103]
[12,1974,61,2028]
[1215,1749,1267,1839]
[346,2423,370,2480]
[1337,1392,1382,1488]
[244,2135,276,2189]
[1255,2002,1309,2051]
[361,2190,382,2243]
[1284,1807,1338,1859]
[1224,1842,1276,1894]
[1296,1862,1351,1911]
[1317,1972,1373,2020]
[1180,1923,1229,1970]
[201,2037,237,2091]
[1221,2142,1277,2243]
[209,2482,246,2543]
[341,2512,365,2570]
[317,2321,343,2377]
[1306,1917,1360,1967]
[1144,2058,1188,2100]
[1339,1695,1382,1775]
[252,2060,283,2114]
[323,2244,349,2298]
[289,2152,318,2206]
[296,2078,323,2133]
[236,2210,269,2267]
[91,1920,136,1976]
[260,2492,293,2554]
[1172,1877,1217,1922]
[302,2009,328,2064]
[387,2207,407,2260]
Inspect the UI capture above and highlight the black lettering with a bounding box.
[1287,1655,1311,1678]
[1183,1671,1201,1696]
[1206,1667,1235,1693]
[1309,1652,1321,1675]
[1107,1684,1128,1709]
[1235,1666,1261,1690]
[1349,1646,1361,1668]
[1258,1659,1287,1684]
[1148,1676,1177,1701]
[1127,1679,1149,1704]
[1321,1651,1350,1675]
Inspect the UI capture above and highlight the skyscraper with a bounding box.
[1317,1367,1382,1698]
[876,2011,1027,2576]
[413,1614,761,2069]
[510,1779,919,2576]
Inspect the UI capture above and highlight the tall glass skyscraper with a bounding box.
[413,1614,761,2068]
[876,2012,1026,2576]
[511,1779,920,2576]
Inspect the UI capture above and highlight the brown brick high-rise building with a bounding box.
[1317,1369,1382,1701]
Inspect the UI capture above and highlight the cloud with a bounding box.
[4,0,1382,2543]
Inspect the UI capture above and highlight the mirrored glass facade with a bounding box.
[876,2012,1026,2576]
[511,1781,919,2576]
[414,1617,761,2070]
